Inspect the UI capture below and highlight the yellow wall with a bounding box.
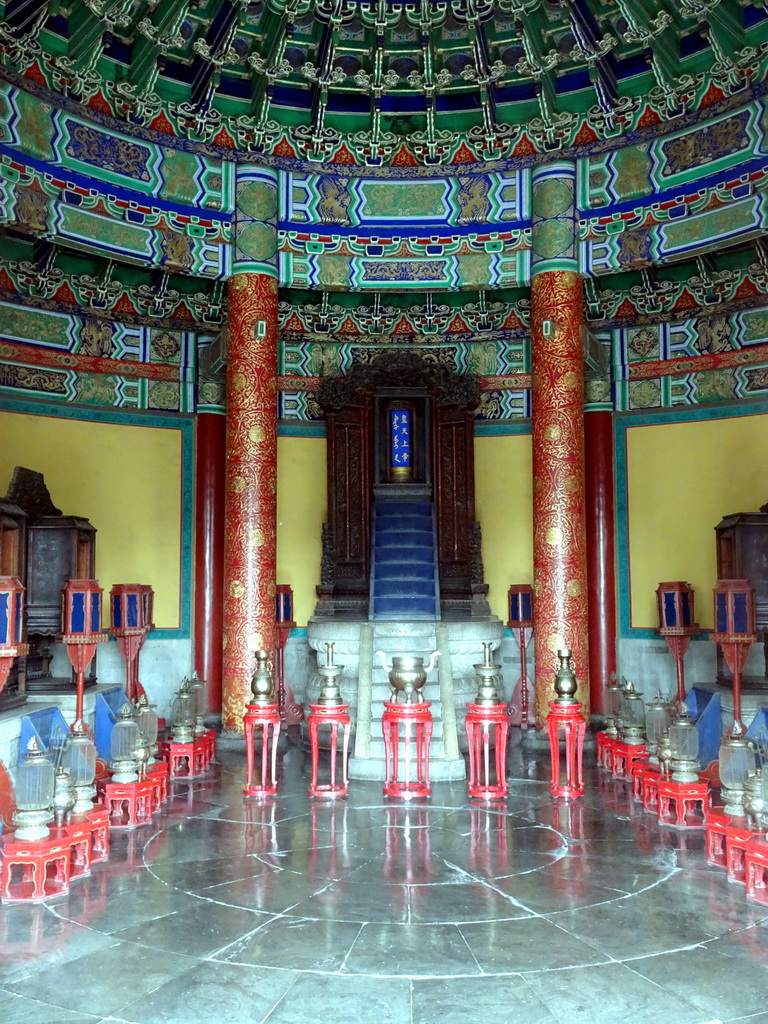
[276,435,326,626]
[626,412,768,629]
[475,433,533,620]
[0,409,183,628]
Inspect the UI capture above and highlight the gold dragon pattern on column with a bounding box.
[530,161,590,728]
[222,166,279,731]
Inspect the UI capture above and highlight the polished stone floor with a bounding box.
[2,741,768,1024]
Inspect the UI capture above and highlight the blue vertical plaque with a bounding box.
[390,410,411,472]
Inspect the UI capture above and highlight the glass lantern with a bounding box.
[111,704,141,783]
[645,691,672,763]
[135,695,159,761]
[619,682,645,744]
[189,673,207,736]
[63,724,98,814]
[172,678,195,742]
[719,737,758,817]
[668,712,700,783]
[604,678,622,738]
[12,737,55,841]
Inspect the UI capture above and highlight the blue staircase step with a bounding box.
[376,501,432,516]
[375,562,434,581]
[374,580,436,599]
[375,546,434,564]
[376,530,433,547]
[377,511,432,525]
[371,501,438,620]
[373,596,437,615]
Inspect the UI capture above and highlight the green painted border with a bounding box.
[614,399,768,640]
[277,421,326,438]
[474,420,532,436]
[0,395,194,640]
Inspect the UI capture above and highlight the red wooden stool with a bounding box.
[97,777,155,829]
[706,805,729,869]
[160,737,210,778]
[465,703,509,800]
[596,732,616,770]
[657,777,710,829]
[639,765,663,814]
[725,819,757,884]
[1,832,72,903]
[145,761,169,805]
[84,805,109,863]
[307,703,352,798]
[611,740,648,780]
[382,701,433,799]
[243,702,281,797]
[745,835,768,906]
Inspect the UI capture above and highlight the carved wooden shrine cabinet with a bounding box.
[1,467,96,697]
[315,352,490,620]
[715,503,768,686]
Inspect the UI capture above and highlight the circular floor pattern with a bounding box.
[3,747,768,1024]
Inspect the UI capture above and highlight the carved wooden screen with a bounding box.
[326,402,372,607]
[432,402,475,592]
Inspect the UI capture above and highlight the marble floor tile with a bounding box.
[264,972,412,1024]
[115,961,297,1024]
[4,940,194,1018]
[411,976,559,1024]
[524,962,708,1024]
[0,989,101,1024]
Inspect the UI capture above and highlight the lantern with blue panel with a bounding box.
[140,585,154,632]
[712,579,758,817]
[109,584,152,703]
[711,579,756,736]
[507,584,534,729]
[656,582,699,712]
[0,576,28,696]
[60,579,107,728]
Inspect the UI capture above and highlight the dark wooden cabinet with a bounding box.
[715,509,768,684]
[0,497,27,710]
[26,516,96,635]
[1,468,97,693]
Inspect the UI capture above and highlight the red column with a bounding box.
[530,161,589,728]
[222,273,278,730]
[194,412,225,714]
[585,409,617,716]
[221,165,279,732]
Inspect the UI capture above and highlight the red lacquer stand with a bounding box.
[307,703,352,798]
[546,700,586,800]
[243,702,281,797]
[0,642,28,696]
[61,633,108,724]
[113,628,148,703]
[507,626,533,729]
[465,703,509,800]
[382,701,433,800]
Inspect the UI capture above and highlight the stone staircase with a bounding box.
[347,620,466,781]
[370,500,439,620]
